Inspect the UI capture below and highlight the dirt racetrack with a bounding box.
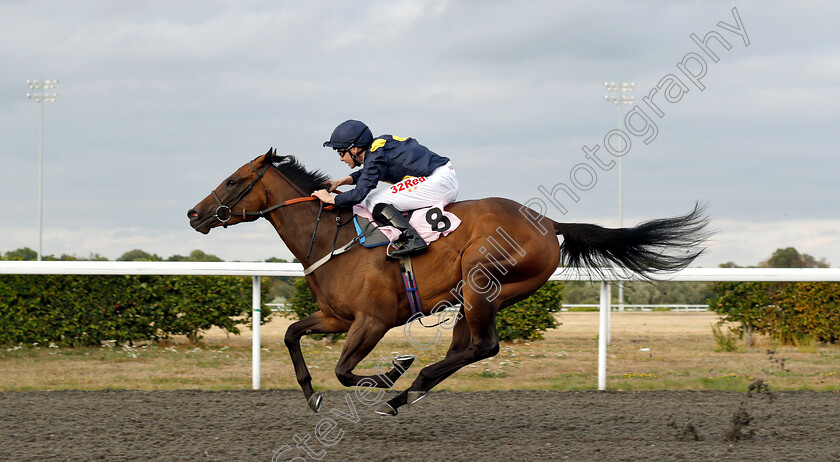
[2,388,839,461]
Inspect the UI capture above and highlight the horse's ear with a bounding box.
[264,147,274,161]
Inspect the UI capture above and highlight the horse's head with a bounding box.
[188,148,280,234]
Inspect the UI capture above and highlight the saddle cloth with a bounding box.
[352,204,461,248]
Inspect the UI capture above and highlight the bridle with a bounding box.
[208,158,357,270]
[210,160,333,227]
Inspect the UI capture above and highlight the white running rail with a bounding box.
[3,261,840,390]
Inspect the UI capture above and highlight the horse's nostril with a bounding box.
[188,209,199,219]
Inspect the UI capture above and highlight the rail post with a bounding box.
[252,275,261,390]
[598,280,609,391]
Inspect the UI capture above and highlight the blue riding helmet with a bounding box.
[323,120,374,150]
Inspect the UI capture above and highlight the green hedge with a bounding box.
[0,274,271,346]
[496,281,564,342]
[709,281,840,344]
[286,278,345,342]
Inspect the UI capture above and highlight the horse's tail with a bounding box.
[551,202,711,276]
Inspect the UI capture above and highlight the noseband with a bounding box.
[210,161,333,227]
[210,161,271,225]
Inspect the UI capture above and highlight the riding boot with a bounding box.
[372,203,428,259]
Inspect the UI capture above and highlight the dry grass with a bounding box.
[2,312,840,392]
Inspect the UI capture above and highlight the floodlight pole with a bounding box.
[603,82,635,313]
[26,80,58,261]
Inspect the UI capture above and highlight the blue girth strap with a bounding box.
[399,256,423,317]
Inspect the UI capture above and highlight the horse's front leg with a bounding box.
[284,310,349,413]
[334,316,415,389]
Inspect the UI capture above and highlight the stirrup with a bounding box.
[386,238,427,260]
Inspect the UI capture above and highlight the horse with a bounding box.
[187,148,709,416]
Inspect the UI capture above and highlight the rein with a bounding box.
[209,159,355,275]
[210,161,334,226]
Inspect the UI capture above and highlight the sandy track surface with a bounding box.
[2,388,839,461]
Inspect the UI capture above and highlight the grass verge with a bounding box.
[2,312,839,392]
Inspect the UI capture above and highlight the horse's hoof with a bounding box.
[407,391,426,406]
[375,402,398,416]
[393,354,415,370]
[307,392,323,413]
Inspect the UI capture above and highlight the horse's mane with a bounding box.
[271,154,331,194]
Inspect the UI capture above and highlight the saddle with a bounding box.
[351,204,460,248]
[352,215,391,248]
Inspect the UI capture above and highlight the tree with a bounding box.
[2,247,38,261]
[759,247,829,268]
[167,249,223,262]
[118,249,162,261]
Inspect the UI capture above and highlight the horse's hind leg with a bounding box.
[377,311,470,415]
[377,300,499,416]
[284,310,349,413]
[334,316,415,389]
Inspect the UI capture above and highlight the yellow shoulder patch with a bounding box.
[392,135,408,141]
[370,138,386,152]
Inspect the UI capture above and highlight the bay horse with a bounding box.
[188,148,709,416]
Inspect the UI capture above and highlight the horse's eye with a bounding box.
[226,179,237,187]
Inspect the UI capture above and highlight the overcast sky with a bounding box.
[1,0,838,267]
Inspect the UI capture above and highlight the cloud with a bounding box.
[695,218,840,267]
[2,1,840,268]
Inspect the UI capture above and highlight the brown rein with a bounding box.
[210,161,336,225]
[284,196,337,209]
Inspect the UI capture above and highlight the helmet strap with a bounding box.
[349,148,363,168]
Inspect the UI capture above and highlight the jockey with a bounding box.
[312,120,459,259]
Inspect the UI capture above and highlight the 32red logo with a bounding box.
[390,176,426,194]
